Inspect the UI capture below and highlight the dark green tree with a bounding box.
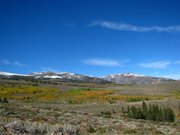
[131,106,139,119]
[125,102,175,122]
[165,107,175,122]
[142,101,148,119]
[146,104,153,120]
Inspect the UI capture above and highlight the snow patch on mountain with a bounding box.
[0,72,28,76]
[102,73,172,84]
[44,75,62,79]
[102,73,144,78]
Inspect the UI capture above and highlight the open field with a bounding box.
[0,79,180,134]
[105,81,180,96]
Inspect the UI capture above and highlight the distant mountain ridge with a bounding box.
[102,73,173,84]
[0,71,29,76]
[0,71,174,84]
[30,72,101,82]
[0,71,109,84]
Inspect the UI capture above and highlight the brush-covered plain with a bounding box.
[0,80,180,135]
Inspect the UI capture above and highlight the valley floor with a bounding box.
[0,80,180,135]
[0,100,180,135]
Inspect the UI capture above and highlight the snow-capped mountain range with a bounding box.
[102,73,145,78]
[0,71,109,84]
[102,73,172,84]
[0,71,174,84]
[0,72,29,76]
[30,72,92,81]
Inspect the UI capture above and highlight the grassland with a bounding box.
[0,84,177,104]
[0,79,180,134]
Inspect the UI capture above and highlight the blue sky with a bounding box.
[1,0,180,79]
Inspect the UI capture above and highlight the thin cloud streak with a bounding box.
[163,74,180,80]
[139,61,171,69]
[174,60,180,64]
[90,21,180,32]
[0,59,24,66]
[41,67,59,73]
[1,59,11,65]
[14,61,24,66]
[82,59,121,67]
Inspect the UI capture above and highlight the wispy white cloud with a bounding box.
[14,61,24,66]
[173,60,180,64]
[82,58,121,67]
[163,74,180,80]
[41,67,59,72]
[90,21,180,32]
[0,59,24,66]
[1,59,11,65]
[139,60,171,69]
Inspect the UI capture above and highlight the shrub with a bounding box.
[87,125,96,133]
[127,98,144,102]
[101,111,111,118]
[2,97,8,103]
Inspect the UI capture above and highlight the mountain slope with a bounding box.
[102,73,173,84]
[0,71,110,84]
[0,71,28,76]
[0,71,174,84]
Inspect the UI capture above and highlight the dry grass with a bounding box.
[0,101,179,135]
[0,80,179,134]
